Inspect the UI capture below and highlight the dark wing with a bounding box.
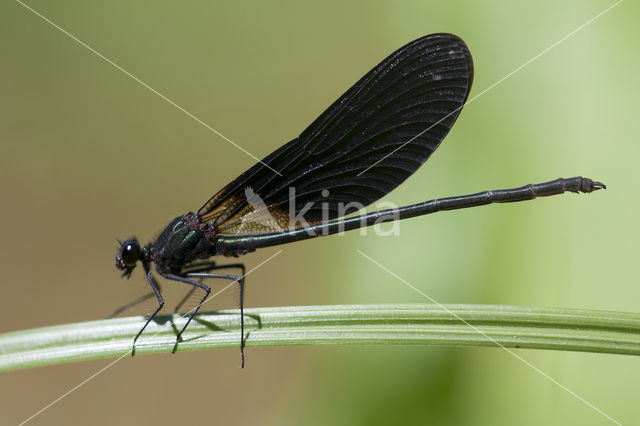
[198,33,473,236]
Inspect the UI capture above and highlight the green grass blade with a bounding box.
[1,304,639,372]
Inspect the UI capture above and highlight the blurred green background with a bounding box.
[1,0,638,425]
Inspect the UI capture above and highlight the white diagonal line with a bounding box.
[15,0,282,177]
[356,249,622,426]
[18,250,282,425]
[17,354,129,426]
[357,0,623,177]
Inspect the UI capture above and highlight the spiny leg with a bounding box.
[170,265,246,367]
[173,261,218,313]
[160,273,211,354]
[186,263,246,367]
[173,262,243,313]
[237,270,245,368]
[132,265,164,356]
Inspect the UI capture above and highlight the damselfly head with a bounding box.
[115,239,141,278]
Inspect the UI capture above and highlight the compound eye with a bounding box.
[121,240,141,265]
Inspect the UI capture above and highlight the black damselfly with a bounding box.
[114,33,604,366]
